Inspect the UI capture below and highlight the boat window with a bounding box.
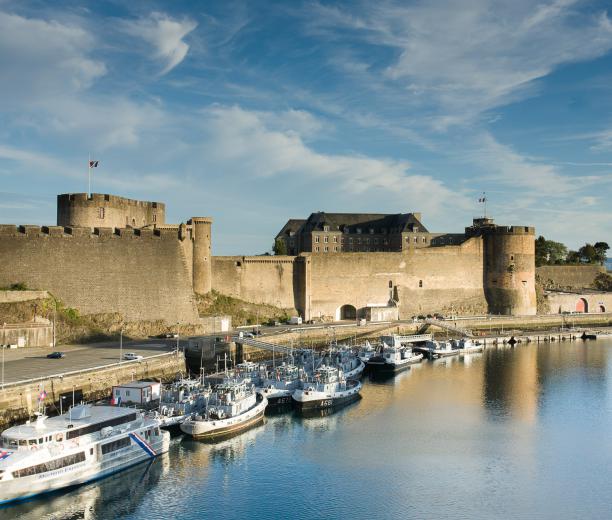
[28,439,36,446]
[12,452,86,478]
[101,436,131,455]
[66,413,137,440]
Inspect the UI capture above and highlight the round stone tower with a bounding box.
[191,217,213,295]
[482,225,536,315]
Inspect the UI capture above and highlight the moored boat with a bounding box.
[180,381,267,441]
[425,340,459,359]
[452,338,484,354]
[257,363,303,408]
[0,404,169,506]
[292,365,362,412]
[367,339,423,374]
[356,341,377,364]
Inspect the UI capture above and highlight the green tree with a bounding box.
[535,236,568,266]
[594,242,609,264]
[578,243,598,263]
[593,272,612,291]
[566,250,580,264]
[273,239,287,255]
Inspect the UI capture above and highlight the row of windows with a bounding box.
[321,226,409,234]
[13,452,85,478]
[314,246,394,253]
[101,436,132,455]
[66,413,137,440]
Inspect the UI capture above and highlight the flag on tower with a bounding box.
[39,390,47,401]
[89,160,99,168]
[478,194,487,203]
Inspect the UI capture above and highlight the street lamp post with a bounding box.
[119,329,123,364]
[1,343,5,391]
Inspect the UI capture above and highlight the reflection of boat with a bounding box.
[367,339,423,374]
[451,338,484,354]
[257,363,303,407]
[180,381,267,441]
[293,366,362,412]
[0,404,170,506]
[425,340,459,359]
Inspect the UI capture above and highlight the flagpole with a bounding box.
[88,153,91,198]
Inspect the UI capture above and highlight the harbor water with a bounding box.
[4,337,612,519]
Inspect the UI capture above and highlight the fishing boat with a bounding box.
[292,365,362,412]
[366,338,423,374]
[452,338,484,354]
[155,379,212,430]
[425,340,459,359]
[0,404,169,506]
[180,381,267,441]
[356,341,377,364]
[257,363,303,407]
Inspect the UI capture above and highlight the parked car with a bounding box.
[123,352,143,360]
[47,351,65,359]
[165,333,179,338]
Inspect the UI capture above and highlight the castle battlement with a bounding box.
[0,224,180,241]
[58,193,164,209]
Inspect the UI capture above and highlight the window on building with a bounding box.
[333,236,337,243]
[365,238,370,244]
[323,225,330,232]
[422,237,426,243]
[99,207,105,219]
[419,280,423,288]
[324,236,328,243]
[349,238,353,244]
[315,246,319,252]
[315,236,320,243]
[341,237,345,243]
[369,228,374,234]
[374,238,378,245]
[324,246,328,252]
[414,237,418,243]
[357,238,361,244]
[153,213,156,223]
[356,228,362,234]
[334,246,338,252]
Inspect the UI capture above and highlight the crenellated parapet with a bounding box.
[57,193,165,229]
[0,224,181,240]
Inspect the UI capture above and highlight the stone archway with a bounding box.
[338,304,357,320]
[575,298,589,313]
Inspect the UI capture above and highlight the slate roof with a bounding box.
[298,212,428,234]
[275,219,306,239]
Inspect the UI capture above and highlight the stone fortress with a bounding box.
[0,192,542,327]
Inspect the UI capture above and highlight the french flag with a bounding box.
[129,432,156,458]
[89,160,99,168]
[0,450,11,461]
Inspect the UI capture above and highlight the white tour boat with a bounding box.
[292,365,362,412]
[0,404,169,506]
[180,381,267,441]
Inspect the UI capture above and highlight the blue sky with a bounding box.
[0,0,611,255]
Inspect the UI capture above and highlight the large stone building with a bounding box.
[0,192,551,326]
[275,212,464,255]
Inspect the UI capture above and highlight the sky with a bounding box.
[0,0,611,255]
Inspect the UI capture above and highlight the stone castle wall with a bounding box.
[0,225,199,324]
[537,265,606,290]
[212,256,301,311]
[57,193,165,229]
[212,238,489,320]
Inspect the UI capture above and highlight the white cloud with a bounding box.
[306,0,612,128]
[0,11,106,108]
[121,12,197,75]
[198,105,467,214]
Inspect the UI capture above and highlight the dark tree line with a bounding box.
[535,236,609,267]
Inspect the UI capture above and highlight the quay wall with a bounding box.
[0,351,185,430]
[0,225,199,324]
[544,292,612,314]
[536,265,606,290]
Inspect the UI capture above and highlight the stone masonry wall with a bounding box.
[537,265,606,290]
[0,226,199,324]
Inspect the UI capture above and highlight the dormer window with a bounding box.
[356,228,362,234]
[323,225,330,232]
[369,228,374,234]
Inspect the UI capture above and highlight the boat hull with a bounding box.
[181,400,267,442]
[367,354,422,374]
[293,391,361,412]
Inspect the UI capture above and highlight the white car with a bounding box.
[123,352,143,360]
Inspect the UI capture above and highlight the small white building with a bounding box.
[112,381,161,405]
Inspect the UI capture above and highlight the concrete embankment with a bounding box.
[0,351,185,430]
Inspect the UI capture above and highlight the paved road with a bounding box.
[0,339,183,385]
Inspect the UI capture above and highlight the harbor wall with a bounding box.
[544,292,612,314]
[0,225,199,325]
[0,351,185,430]
[536,265,606,290]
